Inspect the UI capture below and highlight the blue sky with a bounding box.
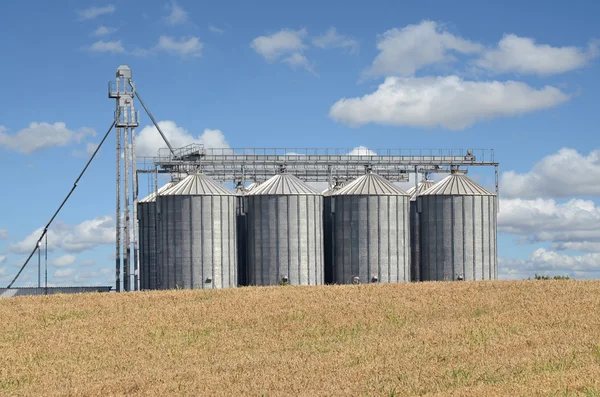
[1,0,599,288]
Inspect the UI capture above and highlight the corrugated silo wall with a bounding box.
[331,195,410,284]
[236,196,248,286]
[246,195,324,286]
[158,195,237,289]
[409,201,420,282]
[323,196,334,284]
[137,202,156,290]
[419,195,497,281]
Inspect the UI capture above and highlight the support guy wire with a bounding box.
[6,119,117,288]
[129,81,175,156]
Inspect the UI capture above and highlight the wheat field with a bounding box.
[1,280,599,396]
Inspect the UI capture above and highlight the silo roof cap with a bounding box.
[161,173,235,196]
[419,173,495,196]
[333,173,408,196]
[246,173,321,195]
[139,182,177,203]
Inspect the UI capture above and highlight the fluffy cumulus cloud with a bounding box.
[251,28,307,61]
[92,25,117,37]
[136,121,229,157]
[329,76,569,130]
[72,142,100,158]
[89,40,125,53]
[282,53,317,75]
[164,1,188,25]
[0,122,96,153]
[364,20,597,78]
[312,27,359,54]
[0,255,6,265]
[501,148,600,198]
[55,268,76,278]
[73,268,111,284]
[498,198,600,251]
[209,25,224,34]
[476,35,599,76]
[9,216,114,254]
[50,254,77,268]
[365,20,482,78]
[0,229,7,239]
[156,36,203,57]
[251,27,357,74]
[348,146,377,156]
[499,250,600,280]
[77,5,115,21]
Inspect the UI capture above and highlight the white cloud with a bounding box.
[72,142,100,158]
[10,216,115,254]
[499,249,600,280]
[329,76,569,130]
[79,260,97,267]
[282,52,317,75]
[348,146,377,156]
[77,5,115,21]
[89,40,125,53]
[92,25,117,36]
[313,27,358,54]
[251,28,307,61]
[0,255,6,265]
[0,122,96,153]
[164,1,188,25]
[209,25,224,34]
[501,148,600,198]
[86,142,99,154]
[365,20,482,78]
[476,35,599,76]
[156,36,203,58]
[0,229,7,239]
[73,268,111,283]
[55,268,75,278]
[50,254,77,268]
[136,121,230,157]
[498,198,600,251]
[548,242,600,253]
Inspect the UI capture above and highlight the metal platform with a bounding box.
[135,145,496,184]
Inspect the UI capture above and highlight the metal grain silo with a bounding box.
[137,181,176,290]
[157,173,237,290]
[331,172,411,284]
[245,171,324,286]
[418,171,497,281]
[406,177,436,282]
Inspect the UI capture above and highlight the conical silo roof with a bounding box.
[161,173,235,196]
[333,173,408,196]
[246,181,263,191]
[246,173,320,195]
[406,179,436,201]
[419,172,495,196]
[139,182,177,203]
